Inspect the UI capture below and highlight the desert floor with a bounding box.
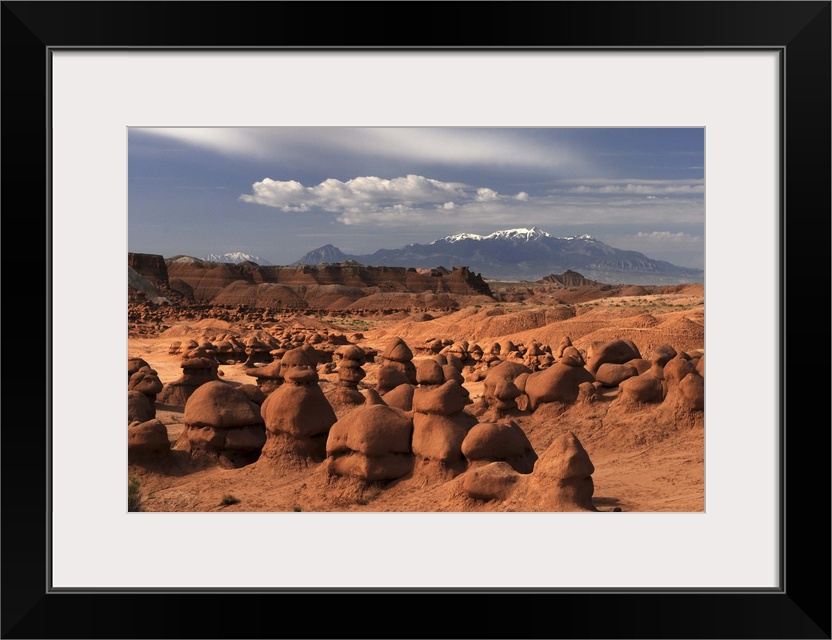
[128,286,704,513]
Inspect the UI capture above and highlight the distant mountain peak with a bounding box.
[293,244,351,266]
[203,252,272,265]
[484,227,552,241]
[435,227,597,244]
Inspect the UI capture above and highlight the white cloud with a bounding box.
[240,174,467,211]
[442,202,456,210]
[475,187,499,202]
[515,191,529,201]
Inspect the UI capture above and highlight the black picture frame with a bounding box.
[3,2,829,638]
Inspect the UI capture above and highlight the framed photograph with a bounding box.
[4,2,829,638]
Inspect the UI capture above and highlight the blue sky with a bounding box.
[128,127,704,269]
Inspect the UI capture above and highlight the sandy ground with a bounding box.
[128,291,704,513]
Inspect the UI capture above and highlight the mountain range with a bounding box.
[202,252,273,265]
[292,227,703,285]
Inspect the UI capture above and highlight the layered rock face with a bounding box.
[146,255,494,307]
[129,253,169,285]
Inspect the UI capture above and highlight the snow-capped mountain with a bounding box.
[437,227,555,244]
[202,252,273,266]
[293,227,703,285]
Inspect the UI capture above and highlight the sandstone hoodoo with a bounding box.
[324,402,414,482]
[258,345,338,466]
[517,431,598,512]
[461,420,537,474]
[178,380,266,467]
[128,419,171,462]
[324,344,369,416]
[411,378,478,479]
[128,365,164,407]
[157,342,222,406]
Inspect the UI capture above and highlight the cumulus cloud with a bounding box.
[240,174,539,226]
[240,174,467,212]
[475,188,500,202]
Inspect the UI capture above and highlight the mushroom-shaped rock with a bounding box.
[128,366,163,401]
[483,361,532,412]
[128,357,150,381]
[663,356,697,386]
[462,461,520,501]
[242,337,273,367]
[381,383,414,412]
[524,363,595,410]
[461,420,537,473]
[555,336,573,358]
[585,339,642,375]
[280,346,319,384]
[382,336,413,362]
[238,384,267,406]
[362,388,386,406]
[626,358,653,375]
[560,346,585,366]
[520,431,597,511]
[411,412,476,474]
[324,404,414,481]
[185,380,262,428]
[412,380,471,415]
[442,364,465,385]
[679,371,705,411]
[577,381,599,404]
[411,378,478,478]
[258,347,337,464]
[377,365,411,394]
[696,353,705,377]
[325,345,368,415]
[618,373,664,405]
[651,344,678,367]
[182,381,266,466]
[157,348,223,406]
[415,359,445,386]
[242,350,285,395]
[128,419,170,459]
[128,390,155,424]
[595,363,639,388]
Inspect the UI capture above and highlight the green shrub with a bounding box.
[128,476,142,512]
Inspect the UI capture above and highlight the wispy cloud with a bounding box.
[555,178,704,195]
[636,231,701,242]
[138,127,586,172]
